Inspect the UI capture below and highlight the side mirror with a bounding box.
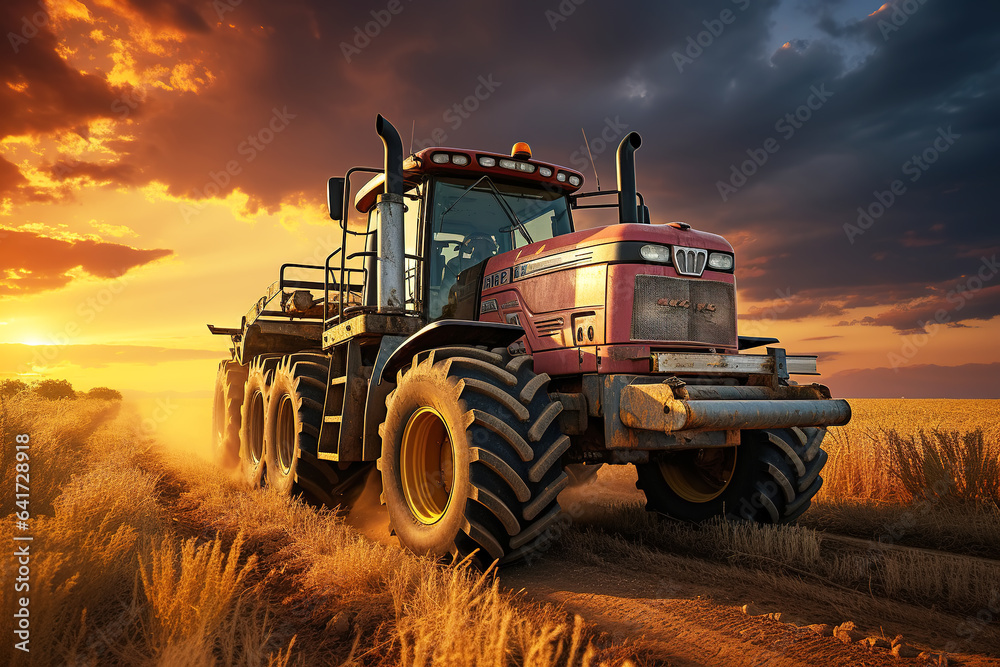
[327,177,345,221]
[640,204,650,223]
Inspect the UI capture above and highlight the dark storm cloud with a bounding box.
[45,159,142,186]
[0,155,26,193]
[0,0,128,138]
[119,0,211,33]
[2,0,998,328]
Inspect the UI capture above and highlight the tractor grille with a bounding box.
[672,246,708,277]
[631,275,736,346]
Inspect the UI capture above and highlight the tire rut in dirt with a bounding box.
[637,426,829,524]
[378,346,569,567]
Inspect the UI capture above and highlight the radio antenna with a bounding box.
[581,127,601,191]
[409,119,415,155]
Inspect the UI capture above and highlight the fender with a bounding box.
[376,319,524,385]
[361,320,524,459]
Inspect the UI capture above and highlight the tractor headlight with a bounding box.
[707,252,734,270]
[640,244,671,263]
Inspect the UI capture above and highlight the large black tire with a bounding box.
[264,352,370,507]
[213,359,247,469]
[239,355,282,487]
[378,347,569,567]
[636,426,828,524]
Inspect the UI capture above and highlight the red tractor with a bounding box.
[210,115,850,564]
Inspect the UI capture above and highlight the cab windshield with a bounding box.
[426,176,572,320]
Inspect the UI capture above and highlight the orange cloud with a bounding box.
[0,227,171,296]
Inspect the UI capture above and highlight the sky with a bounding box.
[0,0,998,398]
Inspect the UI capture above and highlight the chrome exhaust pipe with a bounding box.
[374,114,405,312]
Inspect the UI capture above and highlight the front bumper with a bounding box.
[576,347,851,454]
[619,382,851,432]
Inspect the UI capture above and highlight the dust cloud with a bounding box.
[344,467,399,548]
[126,396,214,461]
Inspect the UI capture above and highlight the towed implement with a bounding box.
[209,115,850,565]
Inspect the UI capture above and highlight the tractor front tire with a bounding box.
[378,348,569,567]
[636,427,828,524]
[264,353,369,507]
[213,359,248,469]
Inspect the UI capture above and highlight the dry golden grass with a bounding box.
[804,399,1000,555]
[171,455,638,666]
[1,393,637,666]
[820,399,1000,504]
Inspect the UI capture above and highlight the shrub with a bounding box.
[87,386,123,401]
[33,378,76,400]
[0,378,28,398]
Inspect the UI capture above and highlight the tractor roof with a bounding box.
[354,145,586,212]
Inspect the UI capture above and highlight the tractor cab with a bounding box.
[340,143,585,322]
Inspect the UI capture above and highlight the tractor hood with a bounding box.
[499,222,734,272]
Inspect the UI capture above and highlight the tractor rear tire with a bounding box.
[378,347,569,567]
[265,353,369,507]
[213,359,247,469]
[239,355,282,487]
[636,427,828,524]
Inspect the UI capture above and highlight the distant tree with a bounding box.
[33,379,76,401]
[0,379,28,398]
[87,387,123,401]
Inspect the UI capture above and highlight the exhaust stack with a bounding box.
[374,114,405,313]
[616,132,642,224]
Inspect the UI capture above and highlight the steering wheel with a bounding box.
[444,233,497,280]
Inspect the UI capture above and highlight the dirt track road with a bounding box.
[499,469,1000,667]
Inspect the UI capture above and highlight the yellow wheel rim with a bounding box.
[249,390,265,464]
[659,447,738,503]
[276,394,295,473]
[400,407,455,524]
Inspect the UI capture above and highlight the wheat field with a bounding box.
[819,398,1000,504]
[2,393,997,665]
[0,394,640,666]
